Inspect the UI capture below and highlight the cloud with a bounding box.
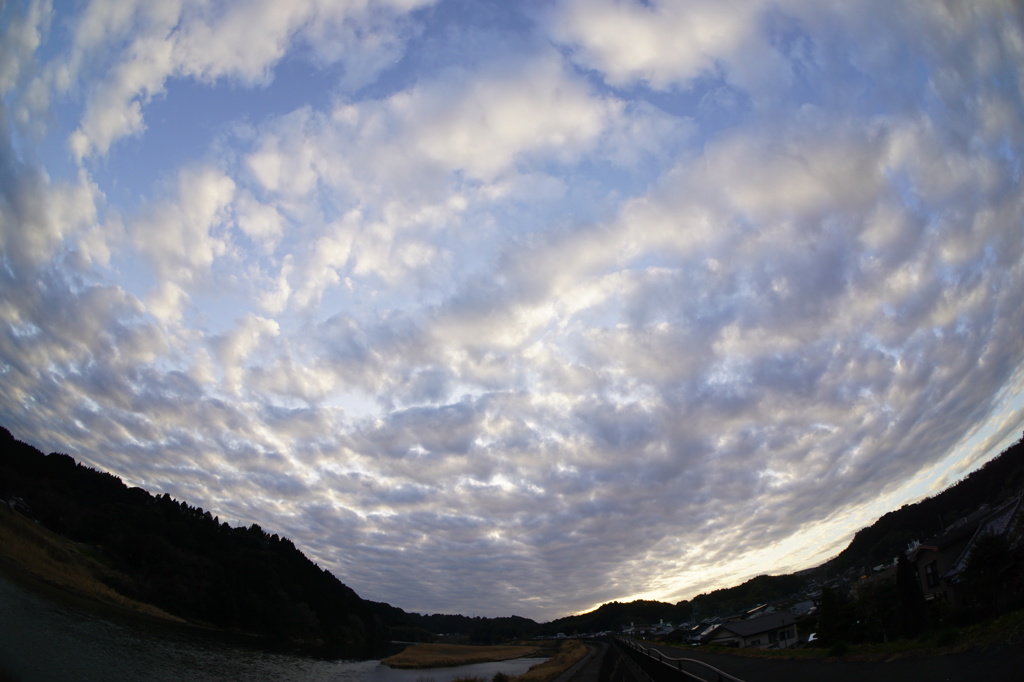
[132,165,235,281]
[401,53,618,180]
[212,313,280,396]
[547,0,763,90]
[0,0,1022,622]
[56,0,438,160]
[0,105,103,271]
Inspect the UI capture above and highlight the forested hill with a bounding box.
[539,599,687,636]
[0,426,386,652]
[825,434,1024,574]
[3,422,1021,644]
[544,434,1024,635]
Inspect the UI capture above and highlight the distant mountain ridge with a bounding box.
[824,436,1024,574]
[540,434,1024,635]
[2,424,1021,641]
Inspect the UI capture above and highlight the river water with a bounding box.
[0,574,546,681]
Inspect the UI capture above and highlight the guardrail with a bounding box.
[616,638,746,682]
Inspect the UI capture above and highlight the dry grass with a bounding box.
[384,640,588,682]
[0,506,183,623]
[383,642,541,668]
[511,639,588,682]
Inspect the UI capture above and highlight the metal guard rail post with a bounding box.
[616,638,746,682]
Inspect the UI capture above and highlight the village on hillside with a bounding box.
[549,490,1024,651]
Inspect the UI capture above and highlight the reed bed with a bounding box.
[382,643,541,668]
[384,639,587,682]
[511,639,587,682]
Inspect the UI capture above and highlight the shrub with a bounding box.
[827,642,848,657]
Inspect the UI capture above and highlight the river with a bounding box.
[0,574,546,681]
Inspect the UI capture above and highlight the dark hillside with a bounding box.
[540,599,687,636]
[826,436,1024,574]
[542,436,1024,633]
[678,572,813,620]
[365,600,541,643]
[0,426,384,652]
[3,423,1022,645]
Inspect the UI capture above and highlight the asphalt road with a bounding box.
[557,641,606,682]
[638,640,1024,682]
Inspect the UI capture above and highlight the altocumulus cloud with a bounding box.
[1,0,1022,620]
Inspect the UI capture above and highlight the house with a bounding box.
[704,611,799,649]
[742,603,771,619]
[789,599,816,616]
[852,561,897,599]
[908,505,992,604]
[691,619,723,644]
[909,494,1024,607]
[650,619,675,635]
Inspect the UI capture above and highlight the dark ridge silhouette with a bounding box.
[2,424,1022,644]
[538,599,688,637]
[0,426,383,652]
[824,434,1024,575]
[0,425,543,646]
[545,434,1024,635]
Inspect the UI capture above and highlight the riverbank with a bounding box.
[0,572,385,681]
[382,640,588,682]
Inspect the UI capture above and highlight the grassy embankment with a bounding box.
[383,639,588,682]
[0,504,183,624]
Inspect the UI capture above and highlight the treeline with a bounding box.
[0,425,545,647]
[826,436,1024,574]
[815,554,931,647]
[3,421,1021,648]
[0,426,385,652]
[681,572,814,620]
[540,599,687,636]
[540,574,814,637]
[367,600,541,643]
[546,435,1024,636]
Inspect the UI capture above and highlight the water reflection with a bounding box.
[0,574,547,682]
[0,573,377,681]
[369,658,549,682]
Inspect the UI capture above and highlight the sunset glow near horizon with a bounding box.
[1,0,1023,621]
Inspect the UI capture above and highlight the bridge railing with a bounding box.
[615,638,746,682]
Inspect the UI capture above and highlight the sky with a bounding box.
[1,0,1023,622]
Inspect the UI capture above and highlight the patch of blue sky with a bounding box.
[614,71,746,126]
[494,165,639,233]
[346,0,548,108]
[91,55,342,211]
[881,166,926,215]
[105,249,157,303]
[188,289,259,337]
